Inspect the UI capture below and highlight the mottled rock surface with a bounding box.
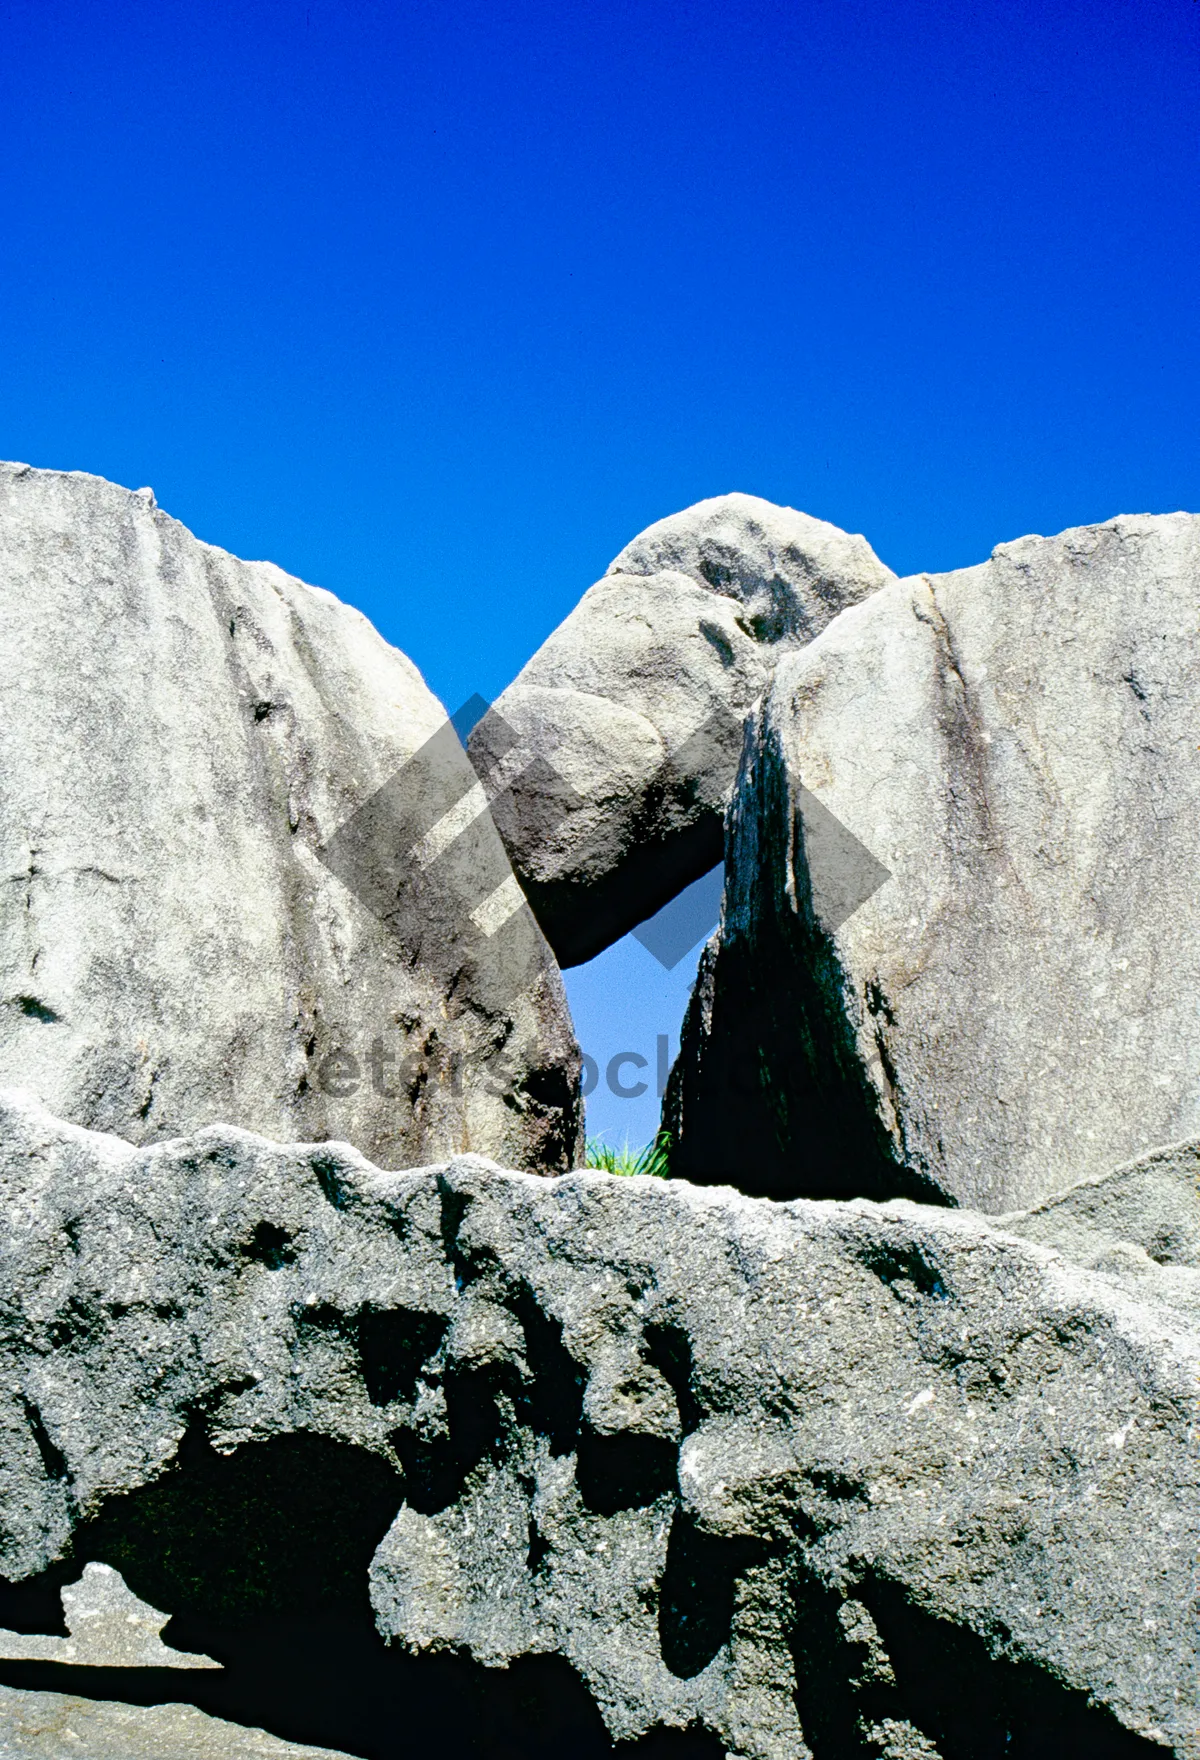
[666,514,1200,1211]
[0,1091,1193,1758]
[0,1685,351,1758]
[0,463,580,1172]
[470,494,892,965]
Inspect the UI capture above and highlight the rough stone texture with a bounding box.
[666,514,1200,1211]
[470,494,893,965]
[0,462,580,1173]
[605,493,894,644]
[0,1090,1194,1758]
[0,1564,218,1668]
[0,1686,351,1758]
[1001,1140,1200,1314]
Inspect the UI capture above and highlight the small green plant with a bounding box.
[584,1133,671,1178]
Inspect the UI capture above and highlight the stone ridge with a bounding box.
[0,1684,354,1758]
[0,1090,1194,1758]
[606,491,895,645]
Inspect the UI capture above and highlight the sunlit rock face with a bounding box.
[470,494,893,966]
[0,1685,354,1760]
[0,463,580,1173]
[666,514,1200,1211]
[0,1091,1192,1759]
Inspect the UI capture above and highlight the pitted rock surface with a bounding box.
[0,1563,218,1668]
[0,1091,1194,1758]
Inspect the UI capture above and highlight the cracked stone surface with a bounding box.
[0,1090,1194,1758]
[470,494,893,965]
[0,461,580,1175]
[665,514,1200,1211]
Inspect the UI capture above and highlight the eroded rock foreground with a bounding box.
[2,466,1199,1756]
[0,1092,1195,1759]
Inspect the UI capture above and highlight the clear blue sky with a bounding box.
[2,0,1197,1149]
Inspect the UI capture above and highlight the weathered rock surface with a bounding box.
[0,463,580,1173]
[666,514,1200,1211]
[470,494,893,965]
[0,1563,218,1668]
[0,1685,352,1758]
[0,1090,1194,1758]
[1001,1139,1200,1314]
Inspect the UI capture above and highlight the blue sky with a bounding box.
[2,0,1197,1148]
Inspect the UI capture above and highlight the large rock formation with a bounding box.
[469,495,893,965]
[0,463,580,1173]
[665,514,1200,1211]
[0,1089,1193,1759]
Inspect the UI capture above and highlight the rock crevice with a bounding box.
[666,515,1200,1211]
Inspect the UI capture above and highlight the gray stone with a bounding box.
[0,1563,218,1667]
[606,491,895,645]
[0,463,580,1173]
[0,1090,1193,1757]
[470,494,892,964]
[665,514,1200,1212]
[0,1685,351,1758]
[1000,1139,1200,1315]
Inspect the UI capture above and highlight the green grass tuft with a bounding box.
[584,1133,671,1178]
